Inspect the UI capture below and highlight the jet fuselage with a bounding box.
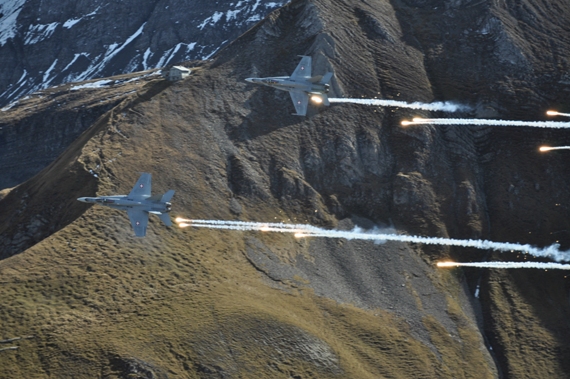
[77,196,172,213]
[245,56,333,116]
[245,77,329,95]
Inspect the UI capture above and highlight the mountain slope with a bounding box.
[0,0,287,107]
[1,0,570,377]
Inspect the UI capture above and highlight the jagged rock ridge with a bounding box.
[0,0,286,107]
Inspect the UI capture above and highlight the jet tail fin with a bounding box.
[321,93,330,106]
[161,190,175,202]
[319,72,333,85]
[158,212,172,227]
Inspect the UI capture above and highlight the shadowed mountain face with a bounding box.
[0,0,286,107]
[1,0,570,377]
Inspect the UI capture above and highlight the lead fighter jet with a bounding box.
[78,173,174,237]
[245,55,333,116]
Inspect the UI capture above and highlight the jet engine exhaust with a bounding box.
[329,98,470,112]
[437,261,570,270]
[175,219,570,262]
[401,117,570,129]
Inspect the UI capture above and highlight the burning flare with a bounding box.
[546,110,570,118]
[400,118,570,129]
[539,146,570,152]
[437,261,570,270]
[437,261,460,268]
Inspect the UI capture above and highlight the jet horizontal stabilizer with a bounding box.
[159,212,172,227]
[320,72,333,85]
[161,190,175,203]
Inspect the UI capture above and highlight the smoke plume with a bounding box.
[437,261,570,270]
[176,219,570,262]
[329,98,470,112]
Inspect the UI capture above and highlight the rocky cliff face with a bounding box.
[0,0,286,107]
[1,0,570,378]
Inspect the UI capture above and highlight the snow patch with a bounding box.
[246,15,261,22]
[226,9,242,21]
[70,79,113,91]
[76,22,146,80]
[0,0,27,46]
[62,53,89,72]
[24,22,59,44]
[64,6,100,28]
[142,47,152,70]
[156,42,197,67]
[63,18,81,29]
[1,71,27,110]
[251,0,262,12]
[198,11,224,30]
[43,59,58,84]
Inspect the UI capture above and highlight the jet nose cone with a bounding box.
[245,78,255,83]
[77,197,88,203]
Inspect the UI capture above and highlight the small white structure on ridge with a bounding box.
[162,66,191,81]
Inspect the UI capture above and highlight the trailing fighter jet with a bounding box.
[245,55,333,116]
[77,173,174,237]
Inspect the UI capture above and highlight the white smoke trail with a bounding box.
[294,230,570,262]
[178,222,314,234]
[437,261,570,270]
[401,117,570,129]
[329,98,470,112]
[539,146,570,152]
[547,110,570,118]
[176,218,570,262]
[175,218,320,232]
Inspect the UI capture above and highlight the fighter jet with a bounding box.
[77,173,174,237]
[245,55,333,116]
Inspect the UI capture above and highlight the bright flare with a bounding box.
[175,217,191,223]
[437,261,459,267]
[400,118,570,129]
[311,96,323,104]
[539,146,570,152]
[546,110,570,118]
[437,261,570,270]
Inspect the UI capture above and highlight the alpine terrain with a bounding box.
[1,0,570,378]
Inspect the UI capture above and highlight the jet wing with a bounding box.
[289,91,309,116]
[127,209,149,237]
[290,56,311,79]
[128,173,151,199]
